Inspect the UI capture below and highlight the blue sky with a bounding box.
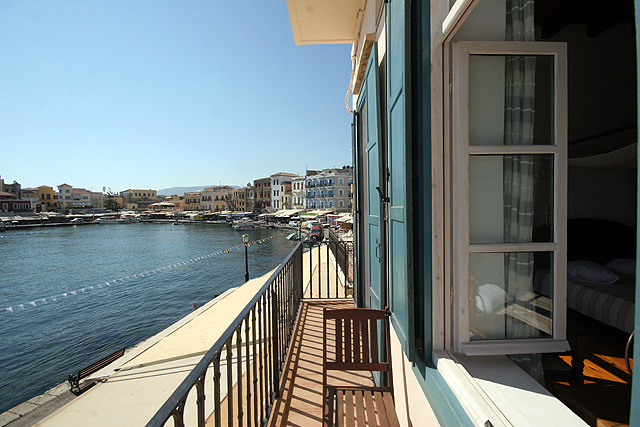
[0,1,353,193]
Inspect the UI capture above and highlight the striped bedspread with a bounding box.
[567,278,635,334]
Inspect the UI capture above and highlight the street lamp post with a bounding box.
[242,234,250,282]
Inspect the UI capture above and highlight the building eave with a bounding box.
[286,0,361,45]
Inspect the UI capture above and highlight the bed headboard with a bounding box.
[567,218,636,265]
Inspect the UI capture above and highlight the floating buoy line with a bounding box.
[4,234,287,315]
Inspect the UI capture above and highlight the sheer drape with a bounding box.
[503,0,544,382]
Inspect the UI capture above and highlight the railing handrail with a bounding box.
[145,242,302,426]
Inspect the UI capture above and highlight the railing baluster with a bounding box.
[309,243,313,298]
[245,312,252,427]
[326,242,330,298]
[257,297,265,426]
[271,291,280,398]
[333,242,346,298]
[252,307,258,427]
[266,290,273,402]
[196,372,206,427]
[236,326,243,427]
[214,355,221,427]
[226,340,233,427]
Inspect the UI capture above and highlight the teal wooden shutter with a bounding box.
[359,44,383,311]
[387,0,410,347]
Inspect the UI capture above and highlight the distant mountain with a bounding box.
[158,185,240,196]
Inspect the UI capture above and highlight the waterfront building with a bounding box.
[212,186,233,212]
[281,182,292,209]
[2,180,21,199]
[89,191,104,209]
[57,183,73,213]
[230,187,247,211]
[183,191,201,211]
[120,189,158,211]
[305,167,352,211]
[286,1,640,425]
[37,186,58,212]
[200,188,214,212]
[253,177,271,212]
[20,188,39,212]
[245,184,255,211]
[291,175,305,209]
[163,195,185,211]
[0,191,32,213]
[71,188,92,211]
[149,201,176,212]
[270,172,297,211]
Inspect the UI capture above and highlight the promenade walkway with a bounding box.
[2,243,349,426]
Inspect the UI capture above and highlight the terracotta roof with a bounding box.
[270,172,298,177]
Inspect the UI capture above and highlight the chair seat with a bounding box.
[326,386,400,427]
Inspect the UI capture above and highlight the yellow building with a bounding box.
[164,195,185,211]
[231,188,247,211]
[210,186,233,212]
[37,185,58,212]
[183,192,201,211]
[120,189,158,211]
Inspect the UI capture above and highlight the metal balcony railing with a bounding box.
[145,237,354,427]
[303,240,353,299]
[146,243,303,427]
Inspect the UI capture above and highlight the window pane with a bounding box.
[469,252,554,341]
[469,155,554,244]
[469,55,554,146]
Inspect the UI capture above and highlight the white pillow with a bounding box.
[475,284,507,314]
[567,260,619,284]
[605,258,636,276]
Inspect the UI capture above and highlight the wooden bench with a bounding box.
[68,347,126,393]
[323,307,400,427]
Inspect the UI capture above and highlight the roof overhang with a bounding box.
[286,0,362,45]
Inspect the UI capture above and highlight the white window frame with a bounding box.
[452,41,569,355]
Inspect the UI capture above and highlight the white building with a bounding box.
[200,188,214,212]
[305,167,352,212]
[291,176,306,209]
[270,172,297,211]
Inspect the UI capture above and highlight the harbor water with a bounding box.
[0,222,295,413]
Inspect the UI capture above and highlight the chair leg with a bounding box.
[324,385,334,427]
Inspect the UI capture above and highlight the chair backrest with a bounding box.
[322,307,393,394]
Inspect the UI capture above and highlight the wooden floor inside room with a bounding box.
[268,300,376,427]
[544,310,633,427]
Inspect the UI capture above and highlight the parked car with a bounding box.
[310,224,324,242]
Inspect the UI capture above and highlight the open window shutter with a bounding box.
[360,44,384,312]
[388,0,410,348]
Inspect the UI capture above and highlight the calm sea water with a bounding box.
[0,222,295,413]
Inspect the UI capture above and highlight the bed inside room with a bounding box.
[535,1,637,422]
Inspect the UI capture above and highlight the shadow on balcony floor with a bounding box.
[268,300,374,427]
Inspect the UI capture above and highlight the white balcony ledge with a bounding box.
[286,0,362,45]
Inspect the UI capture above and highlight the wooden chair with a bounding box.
[322,306,400,427]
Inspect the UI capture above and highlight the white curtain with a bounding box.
[504,0,545,383]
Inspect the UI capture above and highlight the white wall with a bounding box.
[390,326,441,427]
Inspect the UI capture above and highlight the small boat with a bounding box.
[232,218,257,230]
[287,231,306,241]
[97,215,139,224]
